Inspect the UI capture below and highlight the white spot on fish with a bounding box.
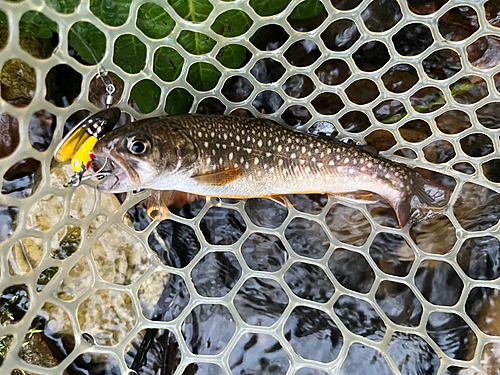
[211,132,215,138]
[216,143,220,148]
[236,135,240,141]
[361,167,366,171]
[254,158,259,165]
[240,157,245,164]
[264,164,268,169]
[291,153,296,159]
[278,145,282,152]
[278,159,283,166]
[305,166,311,173]
[266,152,271,157]
[219,157,223,164]
[344,158,349,163]
[212,149,216,155]
[270,167,275,172]
[367,162,373,168]
[204,142,209,148]
[327,148,332,155]
[268,140,272,146]
[349,169,355,174]
[224,134,228,140]
[257,171,262,176]
[302,146,306,153]
[329,160,334,166]
[258,140,263,147]
[198,131,203,137]
[385,173,391,179]
[229,152,234,160]
[206,157,211,165]
[317,163,323,168]
[300,160,305,165]
[245,162,249,169]
[246,149,252,154]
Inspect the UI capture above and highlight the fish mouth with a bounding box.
[93,156,138,193]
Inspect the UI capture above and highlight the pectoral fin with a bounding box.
[191,167,244,187]
[147,190,173,221]
[329,191,379,204]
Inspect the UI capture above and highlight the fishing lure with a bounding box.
[54,107,121,187]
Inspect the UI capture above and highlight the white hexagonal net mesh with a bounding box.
[1,0,500,374]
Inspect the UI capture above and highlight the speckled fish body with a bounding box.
[93,114,449,226]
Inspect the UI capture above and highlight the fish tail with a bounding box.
[391,172,452,228]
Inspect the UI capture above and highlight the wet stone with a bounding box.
[20,302,75,368]
[183,363,224,375]
[339,111,371,133]
[27,195,64,231]
[376,281,422,327]
[315,59,351,86]
[56,256,92,302]
[284,39,321,67]
[454,183,500,232]
[483,159,500,183]
[285,218,330,259]
[284,306,343,363]
[334,295,386,341]
[51,226,81,260]
[45,64,82,107]
[138,271,189,322]
[182,304,236,355]
[0,114,20,159]
[415,260,463,306]
[125,329,180,374]
[192,251,241,297]
[481,341,500,374]
[382,64,419,93]
[9,237,44,276]
[392,23,433,56]
[311,92,344,115]
[345,79,380,105]
[78,289,136,346]
[329,249,375,293]
[282,74,315,98]
[148,219,201,268]
[291,194,328,215]
[399,120,432,143]
[422,48,462,80]
[340,343,392,375]
[361,0,402,32]
[307,122,338,138]
[467,35,500,70]
[296,368,328,375]
[331,0,363,10]
[229,333,290,375]
[477,102,500,129]
[241,232,288,272]
[0,284,30,325]
[423,140,456,164]
[410,87,446,113]
[372,99,407,124]
[65,353,120,375]
[252,90,284,114]
[460,133,493,158]
[364,129,397,152]
[196,97,226,115]
[320,19,360,52]
[221,76,254,102]
[250,24,289,51]
[411,214,456,255]
[453,162,476,175]
[250,58,285,84]
[407,0,449,15]
[389,332,440,375]
[285,262,334,303]
[281,105,312,127]
[450,76,488,105]
[369,232,415,277]
[326,204,371,246]
[466,287,500,336]
[234,277,288,326]
[29,110,56,151]
[200,207,246,245]
[245,198,288,228]
[352,41,390,72]
[426,312,477,361]
[1,59,36,107]
[438,6,479,41]
[435,110,471,134]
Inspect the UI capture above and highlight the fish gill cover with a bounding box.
[0,0,500,374]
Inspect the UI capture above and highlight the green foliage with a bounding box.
[211,10,253,37]
[217,44,249,69]
[131,80,161,114]
[113,34,147,74]
[177,30,216,55]
[0,11,7,27]
[44,0,81,14]
[187,62,221,91]
[154,47,184,82]
[90,0,132,27]
[165,88,194,115]
[168,0,213,22]
[19,11,58,39]
[68,22,106,64]
[288,0,325,20]
[249,0,291,16]
[136,3,175,39]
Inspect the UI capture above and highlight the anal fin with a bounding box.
[329,191,379,204]
[268,195,296,207]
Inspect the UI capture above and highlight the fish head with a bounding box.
[92,119,197,192]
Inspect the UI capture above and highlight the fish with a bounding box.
[92,114,451,227]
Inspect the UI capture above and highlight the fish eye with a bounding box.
[127,138,150,155]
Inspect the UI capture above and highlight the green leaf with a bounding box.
[44,0,81,14]
[19,11,58,39]
[153,47,184,82]
[216,44,248,69]
[68,22,106,65]
[165,88,194,115]
[113,34,147,74]
[130,79,160,114]
[168,0,213,22]
[90,0,132,27]
[210,10,253,37]
[249,0,291,16]
[177,30,216,55]
[187,62,221,91]
[136,3,175,39]
[288,0,325,20]
[0,11,7,27]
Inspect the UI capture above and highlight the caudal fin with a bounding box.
[391,172,452,228]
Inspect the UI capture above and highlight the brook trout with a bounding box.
[93,115,450,227]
